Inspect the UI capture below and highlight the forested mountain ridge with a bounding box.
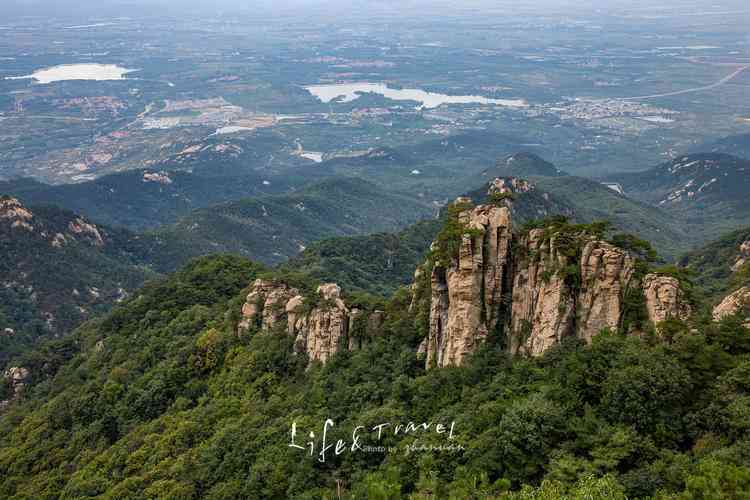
[0,196,156,366]
[145,177,436,268]
[2,198,749,498]
[0,177,434,362]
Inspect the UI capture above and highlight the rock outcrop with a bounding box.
[577,241,634,342]
[3,367,29,396]
[489,177,534,196]
[732,240,750,272]
[426,204,512,368]
[2,367,30,410]
[293,284,349,365]
[0,197,34,231]
[509,229,576,356]
[238,280,386,366]
[238,279,299,332]
[416,199,696,368]
[642,274,692,327]
[67,217,104,247]
[713,287,750,325]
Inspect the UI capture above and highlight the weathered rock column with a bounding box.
[642,274,691,330]
[509,229,576,356]
[426,204,512,367]
[577,241,634,342]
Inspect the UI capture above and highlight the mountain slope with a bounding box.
[144,177,435,268]
[0,197,156,365]
[682,225,750,300]
[280,219,442,296]
[489,152,568,178]
[1,249,749,498]
[611,153,750,207]
[606,153,750,238]
[0,169,294,232]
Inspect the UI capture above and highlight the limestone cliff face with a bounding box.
[576,241,634,342]
[238,280,385,366]
[426,204,512,368]
[642,274,692,327]
[509,229,576,356]
[713,287,750,325]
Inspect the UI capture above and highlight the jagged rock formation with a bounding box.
[237,279,300,332]
[713,287,750,325]
[417,199,693,368]
[293,283,349,365]
[238,280,385,366]
[509,229,576,356]
[426,204,512,367]
[489,177,534,196]
[577,241,634,342]
[67,217,105,247]
[642,274,692,326]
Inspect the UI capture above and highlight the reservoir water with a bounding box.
[6,64,137,84]
[305,82,527,109]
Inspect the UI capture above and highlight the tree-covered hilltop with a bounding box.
[1,247,749,498]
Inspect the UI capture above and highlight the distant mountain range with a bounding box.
[144,177,436,269]
[607,153,750,238]
[0,177,435,357]
[3,147,750,362]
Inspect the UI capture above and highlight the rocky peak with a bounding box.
[576,241,634,342]
[713,287,750,326]
[238,279,299,332]
[294,284,350,365]
[509,228,577,356]
[425,202,512,368]
[237,279,384,367]
[417,209,693,368]
[0,196,34,231]
[642,274,692,329]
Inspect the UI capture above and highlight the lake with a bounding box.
[304,82,527,109]
[5,64,137,84]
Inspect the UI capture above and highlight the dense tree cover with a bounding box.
[1,253,749,499]
[0,202,157,366]
[681,226,750,300]
[280,220,442,297]
[144,177,435,270]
